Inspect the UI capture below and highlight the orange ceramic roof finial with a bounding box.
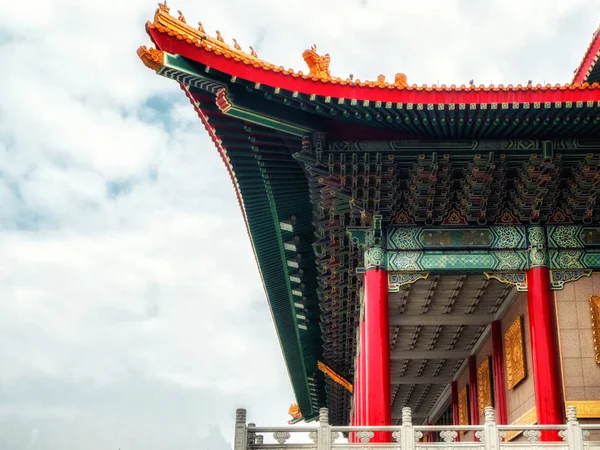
[395,73,408,88]
[302,44,331,81]
[137,46,164,72]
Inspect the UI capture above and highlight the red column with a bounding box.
[360,322,367,427]
[451,381,460,425]
[451,381,460,442]
[364,267,391,441]
[468,356,479,427]
[491,320,508,425]
[351,351,360,443]
[527,267,564,438]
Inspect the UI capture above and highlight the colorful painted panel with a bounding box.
[505,316,527,390]
[387,250,529,272]
[458,386,469,426]
[386,226,527,251]
[477,357,493,417]
[419,229,494,248]
[590,296,600,364]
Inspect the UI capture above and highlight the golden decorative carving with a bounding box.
[505,315,527,390]
[136,46,164,71]
[477,357,493,417]
[565,401,600,418]
[590,296,600,363]
[458,386,469,426]
[506,407,537,441]
[317,361,353,393]
[302,45,331,80]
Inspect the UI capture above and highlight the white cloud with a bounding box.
[0,0,599,448]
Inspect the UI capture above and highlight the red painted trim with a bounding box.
[468,355,479,426]
[149,29,600,105]
[574,29,600,84]
[527,267,565,440]
[364,268,391,442]
[491,320,508,425]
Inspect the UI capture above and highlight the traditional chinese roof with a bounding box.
[139,4,600,425]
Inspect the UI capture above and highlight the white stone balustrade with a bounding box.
[234,406,600,450]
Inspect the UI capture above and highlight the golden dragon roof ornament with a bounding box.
[302,45,331,81]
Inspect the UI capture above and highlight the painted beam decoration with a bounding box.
[382,225,600,275]
[504,316,527,390]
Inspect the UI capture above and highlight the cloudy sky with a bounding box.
[1,0,599,449]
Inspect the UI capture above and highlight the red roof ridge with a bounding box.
[573,24,600,84]
[144,3,600,94]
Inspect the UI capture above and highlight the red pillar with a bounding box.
[451,381,460,425]
[360,322,367,427]
[468,356,479,426]
[364,267,391,441]
[527,266,564,437]
[451,381,461,443]
[491,320,508,425]
[351,351,360,443]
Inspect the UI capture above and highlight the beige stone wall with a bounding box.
[555,273,600,402]
[502,292,536,424]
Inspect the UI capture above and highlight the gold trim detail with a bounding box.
[504,402,600,441]
[505,315,527,390]
[458,386,469,426]
[506,406,537,441]
[565,401,600,418]
[136,46,164,72]
[477,357,493,417]
[590,296,600,363]
[484,272,527,291]
[317,361,353,393]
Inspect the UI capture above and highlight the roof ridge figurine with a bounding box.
[302,44,331,81]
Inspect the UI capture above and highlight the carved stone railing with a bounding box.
[234,406,600,450]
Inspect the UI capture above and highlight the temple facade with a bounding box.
[139,4,600,445]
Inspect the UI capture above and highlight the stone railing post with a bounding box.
[402,407,415,450]
[566,406,583,450]
[234,408,248,450]
[483,407,499,450]
[317,408,331,450]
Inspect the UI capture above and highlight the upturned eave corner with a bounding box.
[137,45,164,72]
